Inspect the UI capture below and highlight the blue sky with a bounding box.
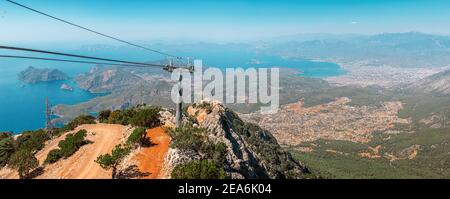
[0,0,449,43]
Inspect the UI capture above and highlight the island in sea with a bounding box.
[18,66,69,84]
[60,83,74,91]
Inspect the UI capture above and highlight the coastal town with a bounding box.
[325,60,450,88]
[240,97,410,147]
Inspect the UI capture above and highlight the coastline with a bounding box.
[3,56,346,133]
[0,77,98,133]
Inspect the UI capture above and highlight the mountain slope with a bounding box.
[75,66,146,93]
[2,102,310,179]
[410,70,450,95]
[164,101,310,179]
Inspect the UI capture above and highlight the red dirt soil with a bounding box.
[134,127,171,179]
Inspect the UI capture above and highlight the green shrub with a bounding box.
[127,127,150,147]
[129,107,161,128]
[2,130,49,167]
[57,130,88,159]
[105,106,161,126]
[16,129,48,152]
[98,110,111,123]
[0,137,16,167]
[201,142,228,165]
[110,108,138,125]
[0,132,12,141]
[48,115,96,138]
[171,160,227,179]
[44,130,87,165]
[66,115,96,130]
[95,144,131,179]
[52,127,69,137]
[108,110,127,125]
[168,125,228,163]
[168,124,206,152]
[44,149,62,164]
[8,149,39,179]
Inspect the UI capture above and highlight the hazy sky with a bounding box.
[1,0,449,43]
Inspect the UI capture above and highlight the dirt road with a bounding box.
[134,127,171,179]
[0,124,172,179]
[2,124,128,179]
[37,124,128,179]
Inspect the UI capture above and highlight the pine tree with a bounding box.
[8,149,39,179]
[95,144,130,179]
[0,137,16,167]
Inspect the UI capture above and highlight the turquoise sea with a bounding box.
[0,45,345,133]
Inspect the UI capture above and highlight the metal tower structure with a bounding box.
[164,57,195,127]
[45,97,53,131]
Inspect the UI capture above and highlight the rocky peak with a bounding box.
[165,100,310,179]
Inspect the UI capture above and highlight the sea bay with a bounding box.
[0,45,345,133]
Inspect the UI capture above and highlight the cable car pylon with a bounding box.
[163,57,195,127]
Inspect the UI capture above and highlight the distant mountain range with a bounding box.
[262,32,450,68]
[76,32,450,69]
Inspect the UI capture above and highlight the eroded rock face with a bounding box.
[162,148,202,179]
[164,100,310,179]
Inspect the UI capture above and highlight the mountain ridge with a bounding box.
[410,69,450,95]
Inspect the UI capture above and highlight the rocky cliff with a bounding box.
[163,100,310,179]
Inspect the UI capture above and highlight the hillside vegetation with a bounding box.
[292,127,450,179]
[287,82,450,179]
